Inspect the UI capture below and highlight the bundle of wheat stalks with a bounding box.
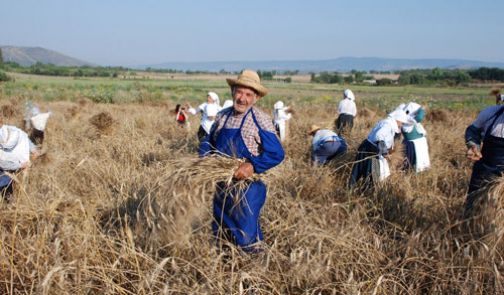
[163,153,273,203]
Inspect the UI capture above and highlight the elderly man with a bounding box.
[199,69,285,251]
[464,104,504,217]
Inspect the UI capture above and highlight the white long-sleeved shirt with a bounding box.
[338,98,357,116]
[188,103,222,133]
[0,125,35,171]
[367,117,400,150]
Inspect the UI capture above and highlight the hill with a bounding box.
[0,46,93,67]
[141,57,504,73]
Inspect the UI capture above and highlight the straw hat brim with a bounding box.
[308,125,321,135]
[226,78,268,97]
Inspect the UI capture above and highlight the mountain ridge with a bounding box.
[1,46,503,72]
[0,46,93,67]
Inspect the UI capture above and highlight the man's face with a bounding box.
[232,86,258,113]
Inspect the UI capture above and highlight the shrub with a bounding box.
[0,70,10,82]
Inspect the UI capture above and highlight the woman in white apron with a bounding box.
[349,109,409,190]
[399,102,430,173]
[273,100,292,142]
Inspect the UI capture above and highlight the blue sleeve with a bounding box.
[415,108,425,123]
[198,134,213,157]
[465,124,482,148]
[248,130,285,174]
[198,123,218,157]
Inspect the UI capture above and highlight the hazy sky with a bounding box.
[1,0,503,66]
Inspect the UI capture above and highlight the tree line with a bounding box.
[310,67,504,86]
[0,61,126,78]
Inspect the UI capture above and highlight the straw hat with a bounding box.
[226,69,268,97]
[308,124,321,135]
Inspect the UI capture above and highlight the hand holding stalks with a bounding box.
[467,145,482,161]
[233,162,254,180]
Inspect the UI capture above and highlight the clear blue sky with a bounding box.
[1,0,503,66]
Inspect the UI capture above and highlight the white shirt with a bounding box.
[312,129,338,149]
[189,102,222,133]
[367,117,399,149]
[338,98,357,116]
[0,125,33,171]
[472,105,504,139]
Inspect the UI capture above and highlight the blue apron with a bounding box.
[465,107,504,215]
[211,108,268,250]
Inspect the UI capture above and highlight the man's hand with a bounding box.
[467,145,482,161]
[233,162,254,180]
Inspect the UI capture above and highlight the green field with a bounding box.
[0,73,496,112]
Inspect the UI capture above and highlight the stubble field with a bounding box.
[0,74,503,294]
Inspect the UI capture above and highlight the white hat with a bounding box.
[222,99,233,109]
[388,109,409,123]
[274,101,285,110]
[344,89,355,101]
[205,103,220,117]
[207,92,220,106]
[500,94,504,102]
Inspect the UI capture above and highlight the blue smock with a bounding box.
[199,108,284,250]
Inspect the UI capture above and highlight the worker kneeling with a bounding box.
[309,125,347,165]
[0,124,39,202]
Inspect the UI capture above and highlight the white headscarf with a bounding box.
[344,89,355,101]
[274,101,285,110]
[208,92,220,107]
[403,102,422,116]
[388,109,409,124]
[31,112,51,131]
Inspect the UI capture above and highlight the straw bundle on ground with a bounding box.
[89,111,114,132]
[427,109,449,122]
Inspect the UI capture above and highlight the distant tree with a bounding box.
[376,78,393,86]
[257,70,274,80]
[343,75,354,84]
[311,72,342,84]
[468,67,504,82]
[0,48,3,65]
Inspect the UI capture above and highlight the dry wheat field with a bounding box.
[0,75,503,294]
